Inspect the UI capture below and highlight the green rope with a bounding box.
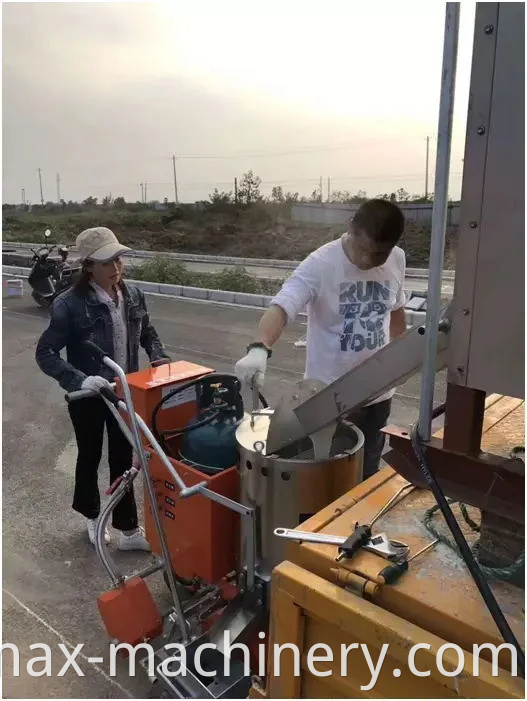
[459,503,480,532]
[423,502,524,586]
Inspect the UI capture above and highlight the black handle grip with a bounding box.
[83,340,107,361]
[100,386,121,407]
[337,524,372,560]
[378,560,408,585]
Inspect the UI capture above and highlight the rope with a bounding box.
[459,503,480,532]
[423,502,525,585]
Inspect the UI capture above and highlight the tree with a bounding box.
[114,196,127,209]
[209,188,233,205]
[82,196,98,207]
[284,191,299,203]
[349,190,367,203]
[237,170,261,205]
[271,185,285,203]
[396,188,410,202]
[330,190,352,203]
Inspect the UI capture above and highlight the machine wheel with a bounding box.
[32,291,51,310]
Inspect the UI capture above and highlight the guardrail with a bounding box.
[2,241,456,281]
[2,264,427,327]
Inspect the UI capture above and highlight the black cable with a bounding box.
[151,374,268,449]
[410,404,525,677]
[151,375,224,448]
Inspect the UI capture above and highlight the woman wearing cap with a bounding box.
[36,227,171,549]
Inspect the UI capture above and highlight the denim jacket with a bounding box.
[35,281,170,392]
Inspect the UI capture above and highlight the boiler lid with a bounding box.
[235,411,273,455]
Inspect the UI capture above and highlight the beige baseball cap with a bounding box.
[76,227,131,262]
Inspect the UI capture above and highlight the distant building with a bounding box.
[290,202,460,227]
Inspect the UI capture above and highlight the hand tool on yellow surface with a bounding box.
[376,537,440,584]
[273,527,409,563]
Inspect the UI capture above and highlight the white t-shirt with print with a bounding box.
[271,235,406,405]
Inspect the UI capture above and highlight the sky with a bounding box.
[2,0,477,205]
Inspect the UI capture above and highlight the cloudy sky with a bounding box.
[3,1,476,205]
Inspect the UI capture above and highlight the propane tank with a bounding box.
[180,384,240,474]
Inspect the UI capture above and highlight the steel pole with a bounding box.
[418,3,460,441]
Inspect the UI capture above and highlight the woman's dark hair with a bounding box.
[352,199,405,244]
[73,263,92,295]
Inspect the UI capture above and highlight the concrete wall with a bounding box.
[291,202,460,227]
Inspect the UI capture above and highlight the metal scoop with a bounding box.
[265,379,337,460]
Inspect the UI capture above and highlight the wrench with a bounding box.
[273,527,409,562]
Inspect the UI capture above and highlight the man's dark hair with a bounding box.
[352,199,404,244]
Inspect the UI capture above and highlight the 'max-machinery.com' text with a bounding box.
[1,633,519,692]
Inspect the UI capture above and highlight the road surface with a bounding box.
[2,282,446,698]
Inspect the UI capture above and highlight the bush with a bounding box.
[127,259,284,295]
[212,266,260,293]
[127,258,192,285]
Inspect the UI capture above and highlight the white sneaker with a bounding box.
[86,518,110,545]
[118,527,151,552]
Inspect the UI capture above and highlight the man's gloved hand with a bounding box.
[81,375,112,393]
[234,347,269,390]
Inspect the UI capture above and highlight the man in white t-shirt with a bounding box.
[235,199,407,480]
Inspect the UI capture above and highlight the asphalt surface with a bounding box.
[2,281,446,698]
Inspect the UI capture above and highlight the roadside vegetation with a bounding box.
[3,171,458,268]
[127,259,284,296]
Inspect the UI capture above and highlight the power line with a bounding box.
[75,172,462,191]
[25,136,425,175]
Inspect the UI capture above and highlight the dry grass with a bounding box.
[2,206,457,268]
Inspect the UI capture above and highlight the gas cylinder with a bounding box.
[180,384,240,474]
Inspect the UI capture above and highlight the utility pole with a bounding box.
[234,177,238,204]
[425,135,430,200]
[56,173,61,203]
[140,183,144,203]
[38,168,44,205]
[172,155,179,204]
[327,177,330,203]
[21,188,25,206]
[144,182,148,203]
[319,176,323,203]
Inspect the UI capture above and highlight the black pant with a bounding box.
[333,398,392,481]
[68,398,138,531]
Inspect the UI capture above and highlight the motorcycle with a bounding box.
[28,229,79,309]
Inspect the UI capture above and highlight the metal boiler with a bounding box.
[236,387,364,578]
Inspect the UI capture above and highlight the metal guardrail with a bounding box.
[2,264,427,328]
[2,241,456,281]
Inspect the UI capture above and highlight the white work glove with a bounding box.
[81,375,112,393]
[234,347,269,390]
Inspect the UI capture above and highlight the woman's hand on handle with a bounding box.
[81,375,112,393]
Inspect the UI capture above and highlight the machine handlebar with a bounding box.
[83,340,107,362]
[65,382,117,403]
[100,385,121,407]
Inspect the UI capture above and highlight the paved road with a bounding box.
[2,282,446,698]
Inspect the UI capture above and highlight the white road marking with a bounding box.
[3,588,134,698]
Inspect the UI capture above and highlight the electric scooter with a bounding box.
[28,229,79,308]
